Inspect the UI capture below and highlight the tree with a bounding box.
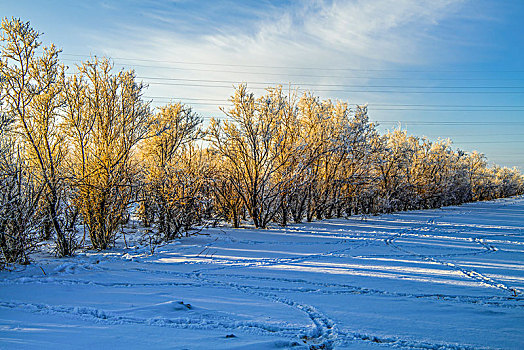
[1,17,74,256]
[0,103,43,268]
[208,85,297,228]
[139,102,204,240]
[66,58,150,250]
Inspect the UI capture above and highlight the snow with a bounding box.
[1,197,524,349]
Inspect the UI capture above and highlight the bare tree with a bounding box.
[208,85,299,228]
[0,17,74,256]
[139,102,204,240]
[66,58,150,249]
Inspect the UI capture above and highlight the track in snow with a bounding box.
[1,197,524,349]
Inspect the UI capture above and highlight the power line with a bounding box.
[142,82,524,93]
[59,55,524,130]
[137,76,524,89]
[374,121,524,125]
[176,104,524,112]
[367,104,524,108]
[455,141,524,144]
[432,133,524,137]
[60,53,524,73]
[145,102,524,111]
[61,59,524,80]
[368,108,524,111]
[492,154,524,157]
[143,97,524,111]
[200,116,524,125]
[65,68,524,82]
[144,97,524,109]
[148,102,524,112]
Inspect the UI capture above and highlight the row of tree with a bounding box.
[1,18,523,268]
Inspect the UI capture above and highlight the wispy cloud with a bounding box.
[100,0,467,65]
[81,0,470,111]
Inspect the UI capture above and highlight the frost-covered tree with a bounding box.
[208,85,524,226]
[65,58,150,249]
[209,156,245,228]
[0,108,42,267]
[208,85,299,228]
[0,17,75,256]
[139,102,205,240]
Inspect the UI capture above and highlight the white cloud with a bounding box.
[100,0,467,65]
[82,0,468,112]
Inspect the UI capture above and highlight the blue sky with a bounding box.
[2,0,523,169]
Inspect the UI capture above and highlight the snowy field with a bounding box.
[1,197,524,349]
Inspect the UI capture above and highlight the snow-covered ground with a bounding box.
[1,197,524,349]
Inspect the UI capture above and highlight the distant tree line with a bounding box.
[1,18,523,268]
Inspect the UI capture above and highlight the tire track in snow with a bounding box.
[186,229,497,349]
[3,273,521,309]
[186,250,349,348]
[0,299,483,349]
[195,272,339,349]
[193,273,486,349]
[183,231,376,349]
[200,273,523,309]
[0,300,303,338]
[385,223,521,296]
